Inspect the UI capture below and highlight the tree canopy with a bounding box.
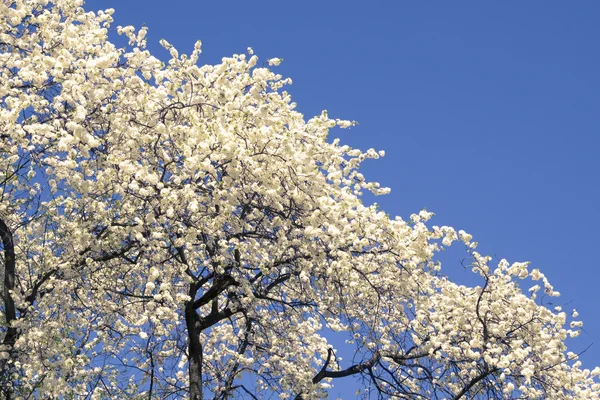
[1,0,598,398]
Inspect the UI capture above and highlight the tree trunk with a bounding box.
[0,218,17,397]
[185,302,203,399]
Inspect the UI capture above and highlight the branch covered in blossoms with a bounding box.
[0,0,597,399]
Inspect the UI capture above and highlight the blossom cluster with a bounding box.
[0,0,597,398]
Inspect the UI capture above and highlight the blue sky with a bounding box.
[85,0,600,395]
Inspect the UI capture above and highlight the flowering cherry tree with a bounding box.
[0,1,598,399]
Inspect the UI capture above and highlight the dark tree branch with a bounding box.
[451,367,498,400]
[192,274,238,310]
[294,349,382,400]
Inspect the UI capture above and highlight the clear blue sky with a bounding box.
[86,0,600,395]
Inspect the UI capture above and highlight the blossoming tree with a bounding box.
[0,0,598,399]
